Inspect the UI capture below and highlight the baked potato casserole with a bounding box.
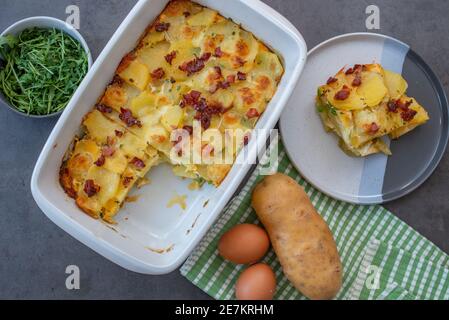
[316,63,429,156]
[59,0,284,223]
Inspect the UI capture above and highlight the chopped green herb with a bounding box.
[317,86,325,97]
[0,27,88,115]
[327,102,338,115]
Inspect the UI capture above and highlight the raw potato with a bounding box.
[251,173,342,300]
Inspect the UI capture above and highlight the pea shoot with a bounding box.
[0,28,88,116]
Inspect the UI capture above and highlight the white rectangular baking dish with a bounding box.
[31,0,307,274]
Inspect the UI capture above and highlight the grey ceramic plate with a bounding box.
[280,33,449,204]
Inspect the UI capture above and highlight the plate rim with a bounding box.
[279,32,449,205]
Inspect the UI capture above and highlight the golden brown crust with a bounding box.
[116,52,136,74]
[59,165,76,199]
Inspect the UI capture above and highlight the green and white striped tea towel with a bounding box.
[180,140,449,300]
[348,239,449,299]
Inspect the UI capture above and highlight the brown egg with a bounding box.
[218,223,270,264]
[235,263,277,300]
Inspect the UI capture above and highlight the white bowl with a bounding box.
[31,0,307,274]
[0,16,93,117]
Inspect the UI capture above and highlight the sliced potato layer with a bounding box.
[316,63,429,156]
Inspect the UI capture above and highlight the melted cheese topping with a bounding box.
[60,0,283,222]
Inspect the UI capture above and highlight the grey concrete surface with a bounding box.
[0,0,448,299]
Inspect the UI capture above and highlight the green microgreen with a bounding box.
[0,27,88,115]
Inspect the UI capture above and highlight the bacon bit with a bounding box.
[208,85,219,94]
[119,108,142,128]
[84,179,100,197]
[246,108,260,118]
[164,51,177,65]
[214,47,223,57]
[237,72,247,81]
[214,66,222,77]
[189,90,202,102]
[202,144,214,157]
[115,130,124,137]
[388,99,416,121]
[352,73,362,86]
[179,55,208,76]
[194,97,208,112]
[183,125,193,135]
[172,135,184,156]
[155,22,170,32]
[227,75,236,83]
[183,11,191,17]
[96,103,112,113]
[123,176,133,188]
[182,92,226,129]
[95,145,115,166]
[387,100,398,113]
[180,90,201,107]
[172,135,183,146]
[235,56,246,67]
[243,134,250,145]
[174,137,185,157]
[367,122,380,135]
[94,155,105,167]
[345,68,354,75]
[151,67,165,79]
[207,102,225,115]
[200,52,211,61]
[210,79,232,93]
[193,112,201,120]
[334,85,351,100]
[102,145,115,157]
[222,105,234,114]
[327,77,338,85]
[106,136,115,146]
[401,108,417,121]
[130,157,145,169]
